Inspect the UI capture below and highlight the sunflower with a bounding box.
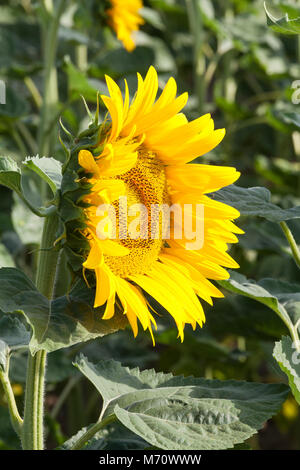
[78,66,242,343]
[106,0,144,52]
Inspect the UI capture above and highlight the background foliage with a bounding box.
[1,0,300,449]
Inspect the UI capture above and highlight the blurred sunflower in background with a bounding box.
[79,66,242,343]
[106,0,144,51]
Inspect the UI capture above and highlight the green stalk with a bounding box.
[38,0,66,158]
[0,355,23,436]
[70,415,117,450]
[22,213,60,450]
[279,221,300,351]
[280,221,300,271]
[22,352,43,449]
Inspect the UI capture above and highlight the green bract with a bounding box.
[57,117,101,274]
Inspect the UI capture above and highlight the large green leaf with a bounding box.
[0,267,127,354]
[213,185,300,222]
[74,356,173,410]
[273,336,300,405]
[73,356,288,450]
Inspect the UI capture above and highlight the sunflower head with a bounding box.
[60,66,242,344]
[106,0,144,51]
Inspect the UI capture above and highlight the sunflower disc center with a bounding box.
[104,148,169,277]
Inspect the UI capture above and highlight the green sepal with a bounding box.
[57,118,102,275]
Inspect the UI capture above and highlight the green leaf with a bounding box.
[0,313,30,350]
[73,357,288,450]
[0,267,127,354]
[12,198,43,245]
[218,271,300,331]
[271,109,300,133]
[265,1,300,35]
[74,356,173,410]
[140,7,165,30]
[213,185,300,222]
[0,156,21,196]
[23,157,62,195]
[0,156,57,217]
[273,336,300,405]
[0,406,21,449]
[0,340,9,372]
[0,313,30,372]
[64,58,98,102]
[0,243,14,267]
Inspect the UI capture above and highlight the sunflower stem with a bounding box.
[0,355,23,437]
[280,221,300,271]
[278,221,300,349]
[70,415,117,450]
[22,213,60,450]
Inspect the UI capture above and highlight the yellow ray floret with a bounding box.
[78,66,242,343]
[106,0,144,52]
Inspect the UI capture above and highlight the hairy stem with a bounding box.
[0,356,23,436]
[278,222,300,349]
[70,415,117,450]
[280,221,300,270]
[22,213,60,450]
